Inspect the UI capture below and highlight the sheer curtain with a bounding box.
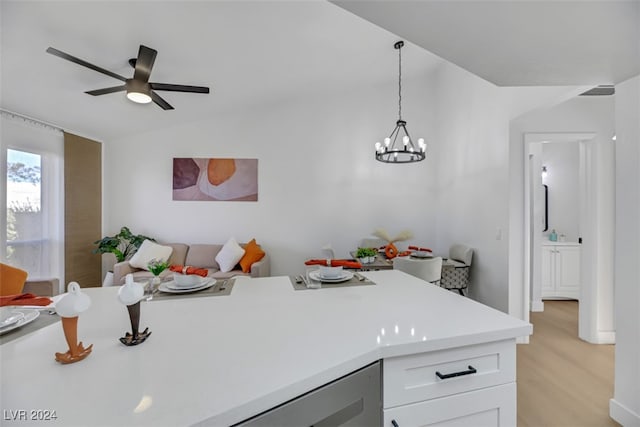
[1,111,64,287]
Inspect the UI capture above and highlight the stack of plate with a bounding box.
[310,270,354,283]
[159,276,216,293]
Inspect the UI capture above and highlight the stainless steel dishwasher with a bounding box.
[235,361,381,427]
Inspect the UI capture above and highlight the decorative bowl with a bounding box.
[173,273,206,287]
[319,266,343,279]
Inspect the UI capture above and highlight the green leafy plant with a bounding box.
[93,226,155,263]
[148,259,170,276]
[355,247,378,258]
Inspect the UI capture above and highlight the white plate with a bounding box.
[158,279,216,294]
[166,278,209,291]
[309,270,354,283]
[0,309,40,335]
[411,251,433,259]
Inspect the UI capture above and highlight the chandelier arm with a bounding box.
[402,125,419,150]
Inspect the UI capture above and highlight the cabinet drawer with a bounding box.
[383,382,516,427]
[383,340,515,408]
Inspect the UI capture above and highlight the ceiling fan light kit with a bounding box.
[46,45,209,110]
[126,80,152,104]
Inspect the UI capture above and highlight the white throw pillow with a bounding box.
[129,240,173,271]
[215,237,246,273]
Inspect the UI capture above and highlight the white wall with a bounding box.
[429,62,511,311]
[541,141,580,241]
[104,74,439,277]
[610,74,640,426]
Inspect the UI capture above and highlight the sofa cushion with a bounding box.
[166,243,189,266]
[129,240,174,271]
[185,244,222,269]
[215,237,245,273]
[239,239,265,273]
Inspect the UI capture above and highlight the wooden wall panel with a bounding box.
[64,132,101,287]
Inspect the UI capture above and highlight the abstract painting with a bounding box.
[173,158,258,201]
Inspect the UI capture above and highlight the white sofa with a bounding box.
[112,242,270,285]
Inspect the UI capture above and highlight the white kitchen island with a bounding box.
[0,270,531,426]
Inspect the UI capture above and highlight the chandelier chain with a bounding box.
[398,44,402,121]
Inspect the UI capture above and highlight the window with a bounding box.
[6,149,47,276]
[1,112,64,283]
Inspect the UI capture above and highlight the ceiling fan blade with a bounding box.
[85,85,127,96]
[133,45,157,83]
[150,83,210,93]
[150,91,174,110]
[46,47,127,82]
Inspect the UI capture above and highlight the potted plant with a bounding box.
[355,247,377,264]
[93,227,156,263]
[94,227,155,286]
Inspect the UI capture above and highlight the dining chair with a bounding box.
[393,256,443,284]
[440,244,473,295]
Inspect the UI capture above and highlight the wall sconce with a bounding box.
[541,166,548,179]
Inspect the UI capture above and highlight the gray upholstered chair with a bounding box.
[393,256,443,284]
[440,244,473,295]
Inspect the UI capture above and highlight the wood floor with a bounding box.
[517,300,618,427]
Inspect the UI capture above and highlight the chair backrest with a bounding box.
[449,244,473,266]
[0,263,28,296]
[393,256,443,283]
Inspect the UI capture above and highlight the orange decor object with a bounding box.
[0,263,28,296]
[0,293,52,307]
[55,316,93,364]
[385,243,399,259]
[305,259,362,269]
[54,282,92,365]
[169,265,208,277]
[239,239,265,273]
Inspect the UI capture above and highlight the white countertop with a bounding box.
[0,270,531,426]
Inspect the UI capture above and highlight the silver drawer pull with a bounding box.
[435,365,477,380]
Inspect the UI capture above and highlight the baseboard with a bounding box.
[530,300,544,312]
[610,398,640,426]
[596,331,616,344]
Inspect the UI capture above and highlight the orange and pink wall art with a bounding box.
[172,158,258,201]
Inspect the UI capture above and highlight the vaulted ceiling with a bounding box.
[1,1,638,142]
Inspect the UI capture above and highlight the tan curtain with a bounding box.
[64,132,101,287]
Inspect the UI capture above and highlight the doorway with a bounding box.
[523,132,615,344]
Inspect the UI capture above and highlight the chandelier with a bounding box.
[375,41,426,163]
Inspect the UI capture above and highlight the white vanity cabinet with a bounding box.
[541,243,581,299]
[382,339,516,427]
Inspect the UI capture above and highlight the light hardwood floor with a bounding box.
[517,300,618,427]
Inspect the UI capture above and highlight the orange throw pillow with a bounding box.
[0,263,28,296]
[239,239,265,273]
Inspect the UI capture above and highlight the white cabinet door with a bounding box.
[383,383,516,427]
[556,246,580,297]
[541,245,555,296]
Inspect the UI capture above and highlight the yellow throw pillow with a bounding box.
[239,239,265,273]
[0,263,28,296]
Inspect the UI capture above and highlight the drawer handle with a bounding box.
[435,365,477,380]
[391,420,399,427]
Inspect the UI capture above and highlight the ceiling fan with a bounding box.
[46,45,210,110]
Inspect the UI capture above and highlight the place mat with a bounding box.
[289,274,376,291]
[0,310,60,346]
[149,278,235,301]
